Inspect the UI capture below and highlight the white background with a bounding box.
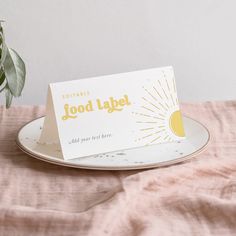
[1,0,235,105]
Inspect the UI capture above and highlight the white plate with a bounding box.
[16,116,210,170]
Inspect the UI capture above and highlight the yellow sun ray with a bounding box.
[165,79,171,92]
[136,121,158,124]
[170,93,175,106]
[140,127,155,131]
[158,78,177,110]
[167,137,172,142]
[158,102,168,111]
[158,80,168,100]
[150,136,161,144]
[132,112,165,120]
[172,77,176,93]
[143,87,157,101]
[141,133,155,139]
[164,102,170,109]
[142,97,161,111]
[153,86,163,99]
[141,106,155,113]
[144,86,170,112]
[165,78,176,107]
[163,135,169,140]
[140,129,165,140]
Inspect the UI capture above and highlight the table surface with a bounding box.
[0,101,236,236]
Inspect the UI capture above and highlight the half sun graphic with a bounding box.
[133,71,185,146]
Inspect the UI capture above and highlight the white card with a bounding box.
[39,66,185,160]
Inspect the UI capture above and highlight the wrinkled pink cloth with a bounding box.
[0,101,236,236]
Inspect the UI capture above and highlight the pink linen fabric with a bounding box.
[0,101,236,236]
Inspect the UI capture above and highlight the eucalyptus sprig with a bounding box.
[0,21,26,108]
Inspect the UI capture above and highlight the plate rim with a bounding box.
[16,116,210,170]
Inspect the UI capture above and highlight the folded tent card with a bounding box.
[39,66,185,160]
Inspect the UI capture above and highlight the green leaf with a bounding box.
[0,28,8,69]
[0,23,2,45]
[0,41,7,68]
[5,85,13,108]
[3,48,26,97]
[0,81,6,93]
[0,67,6,92]
[0,68,5,86]
[0,21,4,44]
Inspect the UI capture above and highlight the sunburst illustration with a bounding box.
[132,70,185,146]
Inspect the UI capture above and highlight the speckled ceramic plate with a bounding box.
[16,116,210,170]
